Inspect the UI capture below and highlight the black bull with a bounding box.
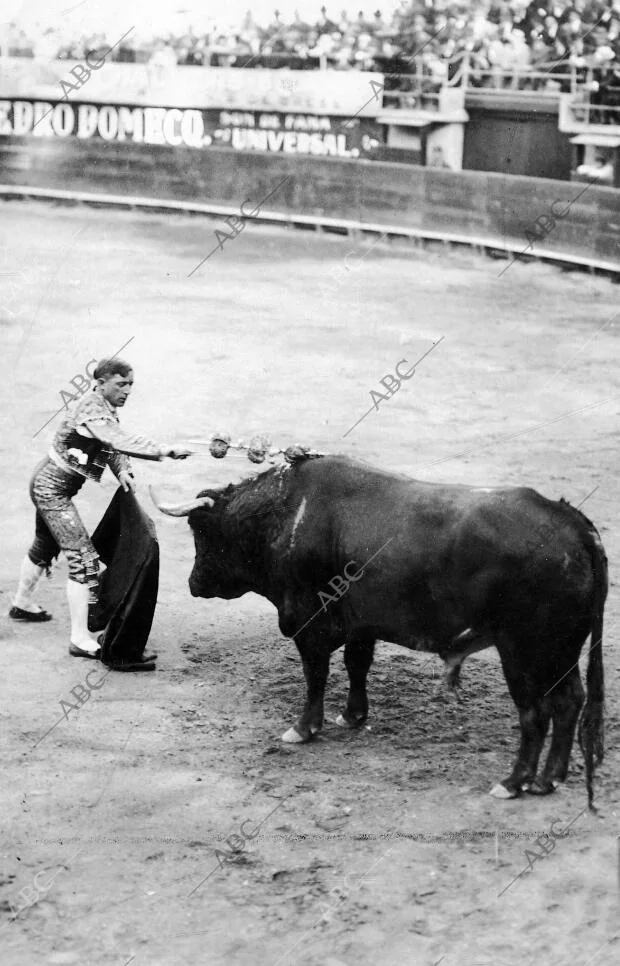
[152,455,607,806]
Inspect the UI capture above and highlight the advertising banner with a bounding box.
[0,58,384,117]
[0,100,384,157]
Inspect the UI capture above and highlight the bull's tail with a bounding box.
[578,525,608,810]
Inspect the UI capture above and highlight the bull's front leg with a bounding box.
[336,633,376,728]
[282,628,332,744]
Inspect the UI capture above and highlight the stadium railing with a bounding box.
[381,77,443,111]
[564,99,620,125]
[0,46,578,92]
[465,64,576,94]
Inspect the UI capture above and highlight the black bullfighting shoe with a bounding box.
[69,644,102,659]
[9,605,52,622]
[96,634,157,662]
[102,658,157,672]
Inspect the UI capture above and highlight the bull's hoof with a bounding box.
[489,782,519,800]
[526,777,556,796]
[445,666,461,689]
[335,712,367,729]
[281,726,310,744]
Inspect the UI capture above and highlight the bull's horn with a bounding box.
[149,486,214,516]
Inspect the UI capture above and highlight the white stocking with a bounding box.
[14,556,47,612]
[66,579,99,653]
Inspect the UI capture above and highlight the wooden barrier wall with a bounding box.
[1,137,619,270]
[463,106,573,181]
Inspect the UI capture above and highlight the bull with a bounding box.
[152,455,607,806]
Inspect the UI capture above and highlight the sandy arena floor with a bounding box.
[0,200,619,966]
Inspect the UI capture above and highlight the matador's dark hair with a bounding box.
[93,357,133,380]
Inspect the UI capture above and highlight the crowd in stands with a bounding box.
[3,1,620,83]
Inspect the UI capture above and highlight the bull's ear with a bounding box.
[149,486,214,517]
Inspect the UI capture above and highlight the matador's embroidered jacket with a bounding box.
[49,389,162,481]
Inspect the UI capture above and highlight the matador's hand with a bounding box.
[160,446,193,460]
[118,471,136,493]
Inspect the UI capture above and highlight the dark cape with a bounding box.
[89,488,159,663]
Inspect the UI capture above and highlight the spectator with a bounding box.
[577,148,614,181]
[4,0,620,80]
[149,39,177,69]
[429,143,452,166]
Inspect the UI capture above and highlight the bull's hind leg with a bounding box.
[336,633,376,728]
[490,703,552,798]
[492,640,552,799]
[529,667,584,795]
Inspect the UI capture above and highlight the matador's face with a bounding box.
[99,371,134,408]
